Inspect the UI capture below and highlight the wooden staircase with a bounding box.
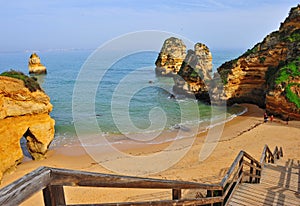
[227,158,300,206]
[0,145,297,205]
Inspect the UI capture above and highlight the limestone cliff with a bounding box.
[155,37,186,76]
[217,5,300,119]
[28,53,47,74]
[0,72,54,181]
[173,43,212,102]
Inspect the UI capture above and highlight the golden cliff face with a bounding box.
[217,4,300,119]
[0,76,54,181]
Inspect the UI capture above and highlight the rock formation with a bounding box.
[173,43,213,102]
[155,37,186,76]
[28,53,47,74]
[0,72,54,181]
[217,4,300,120]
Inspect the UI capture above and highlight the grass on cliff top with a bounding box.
[0,70,42,92]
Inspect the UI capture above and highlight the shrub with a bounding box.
[0,70,42,92]
[286,83,300,108]
[259,56,266,64]
[275,58,300,85]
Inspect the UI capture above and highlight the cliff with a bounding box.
[0,72,54,181]
[155,37,186,76]
[217,5,300,119]
[28,53,47,74]
[173,43,213,102]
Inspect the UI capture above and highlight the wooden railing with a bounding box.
[0,145,283,206]
[222,145,283,206]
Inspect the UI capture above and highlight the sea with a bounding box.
[0,49,246,148]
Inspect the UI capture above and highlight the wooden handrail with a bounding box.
[0,145,284,206]
[49,167,221,190]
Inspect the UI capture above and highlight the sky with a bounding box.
[0,0,299,52]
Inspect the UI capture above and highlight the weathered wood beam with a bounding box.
[0,167,51,205]
[49,168,221,190]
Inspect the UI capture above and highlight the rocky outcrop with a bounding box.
[28,53,47,74]
[173,43,213,102]
[217,4,300,119]
[0,74,54,181]
[155,37,186,76]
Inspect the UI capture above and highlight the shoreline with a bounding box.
[1,104,299,205]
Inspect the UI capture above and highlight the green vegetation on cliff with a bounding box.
[286,83,300,108]
[265,59,300,109]
[0,70,42,92]
[283,29,300,43]
[275,58,300,84]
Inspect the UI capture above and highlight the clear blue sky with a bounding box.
[0,0,299,52]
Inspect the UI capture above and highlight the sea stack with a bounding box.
[28,53,47,74]
[155,37,186,76]
[173,43,213,102]
[0,71,54,181]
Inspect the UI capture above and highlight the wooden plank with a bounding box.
[223,174,243,206]
[231,191,274,206]
[243,152,261,166]
[236,185,300,205]
[243,171,261,179]
[50,168,222,190]
[172,189,181,200]
[234,188,299,206]
[241,183,300,197]
[222,163,243,199]
[43,185,66,206]
[242,160,262,171]
[227,198,247,206]
[0,167,52,205]
[66,196,224,206]
[221,151,244,187]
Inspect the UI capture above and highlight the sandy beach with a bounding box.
[1,104,299,205]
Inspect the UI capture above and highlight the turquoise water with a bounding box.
[0,49,244,145]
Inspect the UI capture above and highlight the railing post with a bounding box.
[249,160,254,183]
[172,189,181,200]
[255,163,260,183]
[239,156,243,181]
[43,185,66,206]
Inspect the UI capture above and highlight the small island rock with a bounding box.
[28,53,47,74]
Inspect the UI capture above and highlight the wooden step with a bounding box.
[227,159,300,205]
[232,183,300,205]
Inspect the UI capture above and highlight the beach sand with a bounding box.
[1,104,299,205]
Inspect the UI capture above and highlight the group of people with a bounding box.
[263,112,274,123]
[264,112,290,124]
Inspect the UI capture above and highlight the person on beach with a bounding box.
[286,115,290,125]
[264,112,268,123]
[270,115,274,123]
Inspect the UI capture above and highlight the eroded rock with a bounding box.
[28,53,47,74]
[155,37,186,76]
[0,75,54,181]
[173,43,212,102]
